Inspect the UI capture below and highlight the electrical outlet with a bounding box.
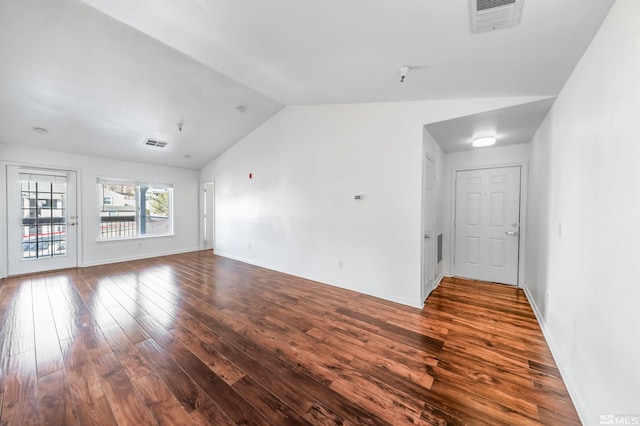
[337,260,343,268]
[248,243,251,251]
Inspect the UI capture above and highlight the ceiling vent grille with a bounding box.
[470,0,523,32]
[477,0,515,11]
[143,139,168,148]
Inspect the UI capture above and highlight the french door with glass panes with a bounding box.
[6,166,78,275]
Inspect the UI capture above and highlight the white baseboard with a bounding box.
[521,284,587,425]
[214,251,425,309]
[81,247,201,268]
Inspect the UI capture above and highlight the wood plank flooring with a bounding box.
[0,251,580,425]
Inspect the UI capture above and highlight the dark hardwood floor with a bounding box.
[0,251,579,425]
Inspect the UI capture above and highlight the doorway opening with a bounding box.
[6,165,79,276]
[202,181,215,250]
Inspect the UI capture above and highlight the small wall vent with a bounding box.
[470,0,523,32]
[143,139,168,148]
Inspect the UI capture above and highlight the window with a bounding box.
[97,178,173,240]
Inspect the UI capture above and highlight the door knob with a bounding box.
[505,231,519,236]
[424,233,431,240]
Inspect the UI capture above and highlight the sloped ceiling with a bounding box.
[0,0,615,168]
[0,0,284,169]
[426,98,556,153]
[78,0,615,105]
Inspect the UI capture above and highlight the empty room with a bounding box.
[0,0,638,424]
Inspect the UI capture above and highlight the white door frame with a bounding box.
[1,162,82,278]
[449,161,528,286]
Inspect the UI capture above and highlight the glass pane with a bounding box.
[99,184,137,239]
[52,183,66,193]
[144,187,171,235]
[19,175,67,259]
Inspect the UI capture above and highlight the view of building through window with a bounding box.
[98,181,172,239]
[21,177,67,259]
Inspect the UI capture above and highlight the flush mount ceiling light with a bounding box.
[472,136,496,147]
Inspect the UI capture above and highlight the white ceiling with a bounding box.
[426,98,556,153]
[0,0,283,169]
[0,0,615,169]
[78,0,615,104]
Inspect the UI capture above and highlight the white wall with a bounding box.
[0,143,200,278]
[525,0,640,423]
[441,144,531,283]
[201,96,548,308]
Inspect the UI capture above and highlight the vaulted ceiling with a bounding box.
[0,0,615,169]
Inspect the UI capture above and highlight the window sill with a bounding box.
[97,233,174,243]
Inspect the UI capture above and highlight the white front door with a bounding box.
[6,166,78,275]
[422,156,436,300]
[454,166,521,285]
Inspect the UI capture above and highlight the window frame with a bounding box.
[97,178,174,241]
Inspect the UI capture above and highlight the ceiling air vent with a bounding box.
[143,138,168,148]
[470,0,524,32]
